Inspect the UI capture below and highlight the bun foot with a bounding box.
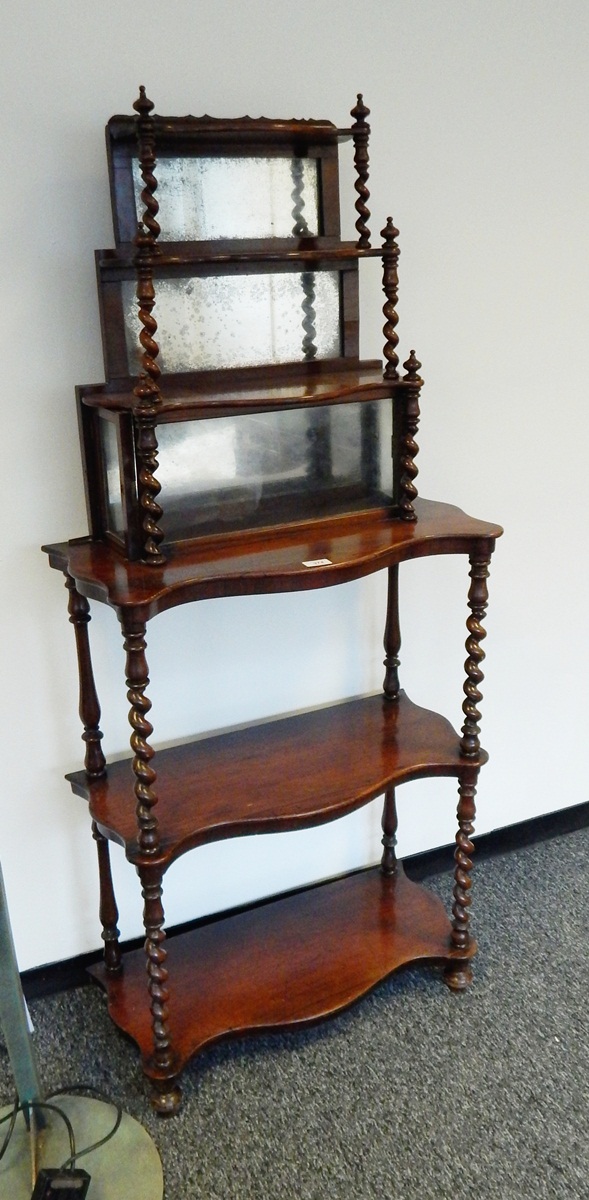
[443,962,473,992]
[150,1080,182,1115]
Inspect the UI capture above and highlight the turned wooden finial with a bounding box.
[133,84,153,117]
[351,94,371,248]
[381,217,400,379]
[403,349,422,382]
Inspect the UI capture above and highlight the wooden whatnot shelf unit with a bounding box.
[43,90,502,1112]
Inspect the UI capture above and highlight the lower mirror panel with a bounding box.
[97,397,395,550]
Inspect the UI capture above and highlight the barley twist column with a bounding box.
[381,218,400,380]
[138,864,181,1114]
[132,87,165,565]
[444,774,478,991]
[445,551,492,990]
[399,351,422,521]
[351,94,371,248]
[121,618,160,857]
[460,555,491,758]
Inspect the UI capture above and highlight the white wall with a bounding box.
[3,0,588,970]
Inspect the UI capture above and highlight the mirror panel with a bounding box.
[123,271,341,372]
[151,399,393,541]
[99,416,124,536]
[132,156,319,241]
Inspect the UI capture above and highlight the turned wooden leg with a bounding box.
[444,774,477,992]
[383,564,401,699]
[92,822,122,975]
[138,864,181,1115]
[381,787,398,876]
[64,573,106,779]
[120,616,160,857]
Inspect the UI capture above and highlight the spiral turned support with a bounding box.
[134,247,161,403]
[351,95,371,248]
[381,218,400,379]
[122,620,160,856]
[134,412,165,564]
[444,775,478,990]
[398,351,422,520]
[300,272,318,361]
[138,864,181,1113]
[460,555,491,758]
[133,86,162,402]
[132,87,165,565]
[290,156,310,237]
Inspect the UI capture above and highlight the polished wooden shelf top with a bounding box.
[98,238,384,271]
[43,499,502,619]
[89,864,473,1074]
[68,691,486,868]
[79,358,398,417]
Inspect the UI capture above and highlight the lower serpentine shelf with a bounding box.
[89,864,474,1080]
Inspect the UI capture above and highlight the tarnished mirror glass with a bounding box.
[99,416,124,536]
[154,399,394,541]
[132,156,319,241]
[123,271,341,372]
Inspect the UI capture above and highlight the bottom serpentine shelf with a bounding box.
[89,864,473,1081]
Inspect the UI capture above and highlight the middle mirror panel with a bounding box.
[123,271,342,372]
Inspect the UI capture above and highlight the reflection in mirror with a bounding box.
[154,399,394,541]
[123,271,341,372]
[99,416,124,536]
[132,156,319,241]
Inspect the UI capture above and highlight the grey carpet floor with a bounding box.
[3,827,589,1199]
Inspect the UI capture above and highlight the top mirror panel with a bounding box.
[107,110,344,244]
[132,156,320,241]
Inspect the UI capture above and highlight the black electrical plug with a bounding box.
[30,1167,91,1198]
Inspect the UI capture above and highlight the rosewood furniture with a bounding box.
[43,89,502,1113]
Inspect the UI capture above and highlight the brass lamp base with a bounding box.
[0,1095,163,1199]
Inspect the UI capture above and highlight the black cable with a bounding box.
[0,1098,76,1162]
[0,1084,123,1174]
[0,1097,19,1162]
[48,1085,123,1170]
[32,1103,76,1163]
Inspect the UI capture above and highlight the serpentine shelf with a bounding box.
[89,864,474,1078]
[67,691,487,868]
[43,498,502,619]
